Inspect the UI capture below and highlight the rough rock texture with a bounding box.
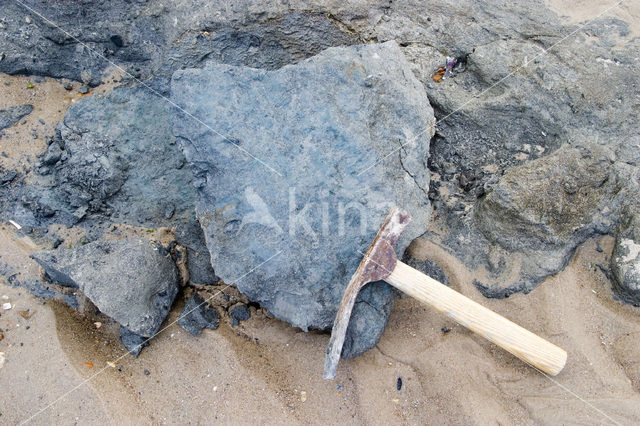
[175,215,218,285]
[1,0,639,353]
[178,293,220,335]
[171,41,434,357]
[14,86,196,230]
[402,255,449,287]
[230,304,251,327]
[1,1,359,90]
[0,261,78,309]
[0,104,33,133]
[31,238,179,337]
[611,214,640,306]
[120,326,149,358]
[466,143,621,296]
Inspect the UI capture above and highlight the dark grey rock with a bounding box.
[178,293,220,335]
[76,86,89,94]
[402,256,449,286]
[230,305,251,327]
[0,2,358,89]
[611,214,640,306]
[171,41,434,357]
[0,104,33,132]
[31,238,179,336]
[120,326,149,358]
[0,170,17,184]
[21,85,196,229]
[0,261,78,309]
[175,215,218,285]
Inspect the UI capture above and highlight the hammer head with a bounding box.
[323,207,411,379]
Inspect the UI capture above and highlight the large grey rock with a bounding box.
[31,238,179,337]
[171,41,434,357]
[2,0,639,310]
[611,214,640,306]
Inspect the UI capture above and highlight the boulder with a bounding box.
[31,238,179,337]
[171,41,434,357]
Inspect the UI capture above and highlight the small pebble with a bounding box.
[77,86,89,94]
[25,16,32,24]
[230,305,251,327]
[397,377,403,391]
[441,326,451,333]
[300,391,307,402]
[84,362,94,368]
[2,302,11,310]
[38,118,45,125]
[144,369,150,376]
[0,352,5,368]
[107,361,116,368]
[94,321,102,329]
[0,333,4,341]
[63,82,73,91]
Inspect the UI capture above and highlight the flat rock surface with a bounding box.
[31,238,179,336]
[171,41,434,357]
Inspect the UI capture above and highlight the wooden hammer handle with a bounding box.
[386,261,567,376]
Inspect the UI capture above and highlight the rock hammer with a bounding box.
[324,207,567,379]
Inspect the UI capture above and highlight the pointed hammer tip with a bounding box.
[323,358,337,380]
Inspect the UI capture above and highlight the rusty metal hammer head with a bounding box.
[323,207,411,379]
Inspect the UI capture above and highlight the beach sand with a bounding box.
[1,3,640,423]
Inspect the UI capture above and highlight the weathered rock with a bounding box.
[611,214,640,306]
[171,41,434,357]
[1,1,358,89]
[0,104,33,133]
[120,326,149,358]
[468,143,620,296]
[230,305,251,327]
[178,293,220,335]
[175,215,218,285]
[18,85,196,230]
[2,0,639,310]
[31,238,179,336]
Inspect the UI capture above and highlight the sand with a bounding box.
[2,3,640,424]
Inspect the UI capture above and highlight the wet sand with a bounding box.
[2,224,640,424]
